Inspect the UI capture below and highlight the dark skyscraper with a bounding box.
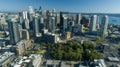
[62,14,68,34]
[60,12,69,30]
[45,10,50,29]
[60,12,64,29]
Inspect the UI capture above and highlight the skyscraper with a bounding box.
[39,16,44,33]
[45,10,50,29]
[100,15,109,37]
[60,12,63,29]
[89,15,97,32]
[67,21,74,32]
[24,18,30,29]
[49,16,55,33]
[60,12,69,30]
[21,18,29,30]
[8,18,20,45]
[52,9,56,17]
[33,16,44,37]
[28,6,34,31]
[34,16,40,37]
[19,12,23,24]
[76,14,81,25]
[56,13,60,24]
[23,11,28,19]
[29,6,34,15]
[62,14,68,34]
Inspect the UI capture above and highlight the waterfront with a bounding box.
[109,16,120,25]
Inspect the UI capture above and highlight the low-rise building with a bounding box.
[45,60,61,67]
[93,59,107,67]
[108,57,120,62]
[0,45,12,53]
[13,40,34,56]
[11,54,42,67]
[0,52,15,67]
[29,54,42,67]
[42,33,59,43]
[11,56,32,67]
[66,31,71,39]
[0,39,9,47]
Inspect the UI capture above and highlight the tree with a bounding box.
[82,40,102,60]
[69,61,74,67]
[56,49,63,60]
[95,37,99,44]
[99,37,104,42]
[83,40,95,50]
[95,37,105,44]
[50,40,102,61]
[40,42,46,46]
[89,50,102,60]
[47,43,51,50]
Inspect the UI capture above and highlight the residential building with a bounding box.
[89,15,97,32]
[8,18,20,45]
[100,16,109,37]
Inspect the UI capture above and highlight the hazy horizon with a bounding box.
[0,0,120,13]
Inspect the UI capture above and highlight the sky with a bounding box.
[0,0,120,13]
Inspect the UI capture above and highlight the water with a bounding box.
[99,16,120,25]
[109,17,120,25]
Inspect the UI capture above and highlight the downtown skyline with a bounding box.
[0,0,120,13]
[0,0,120,67]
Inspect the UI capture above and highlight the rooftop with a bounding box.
[0,52,14,64]
[11,56,31,67]
[108,57,120,62]
[94,59,107,67]
[16,40,26,46]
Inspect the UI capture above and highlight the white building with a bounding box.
[23,11,28,19]
[94,59,107,67]
[29,54,42,67]
[29,6,34,14]
[100,16,109,37]
[11,56,32,67]
[89,15,97,32]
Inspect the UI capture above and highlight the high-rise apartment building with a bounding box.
[89,15,97,32]
[24,18,30,29]
[23,11,28,19]
[49,16,55,33]
[100,15,109,37]
[62,14,68,34]
[76,13,81,25]
[29,6,34,14]
[33,16,44,37]
[8,18,20,45]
